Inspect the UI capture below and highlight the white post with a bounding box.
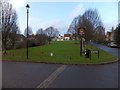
[50,52,53,57]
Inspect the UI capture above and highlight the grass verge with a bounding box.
[2,41,117,64]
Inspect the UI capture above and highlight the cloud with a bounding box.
[19,17,42,34]
[9,0,26,10]
[28,17,43,34]
[20,17,68,35]
[69,3,85,19]
[43,19,69,35]
[104,20,118,32]
[22,17,118,35]
[28,18,69,35]
[25,0,119,2]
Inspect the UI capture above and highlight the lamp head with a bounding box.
[26,4,30,9]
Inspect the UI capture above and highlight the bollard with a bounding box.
[50,52,53,57]
[85,49,91,59]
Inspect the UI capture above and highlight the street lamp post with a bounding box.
[26,4,30,61]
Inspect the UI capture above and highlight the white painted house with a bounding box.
[52,35,64,41]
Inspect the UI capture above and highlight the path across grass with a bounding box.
[3,41,117,64]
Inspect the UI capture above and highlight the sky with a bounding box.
[9,0,119,35]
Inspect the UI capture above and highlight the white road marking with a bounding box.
[36,65,67,88]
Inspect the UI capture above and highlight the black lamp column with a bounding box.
[26,4,30,61]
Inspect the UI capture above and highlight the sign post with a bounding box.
[79,27,85,56]
[91,50,100,59]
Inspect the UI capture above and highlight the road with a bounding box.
[92,42,119,57]
[2,43,119,88]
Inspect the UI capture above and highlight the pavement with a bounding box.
[2,43,119,88]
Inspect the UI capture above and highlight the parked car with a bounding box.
[107,42,118,48]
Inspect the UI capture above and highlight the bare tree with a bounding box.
[0,1,2,51]
[34,34,48,46]
[79,9,102,41]
[45,26,59,37]
[94,26,105,43]
[67,16,79,40]
[45,26,59,43]
[24,26,33,37]
[2,1,20,53]
[67,9,103,41]
[35,28,44,35]
[8,23,20,49]
[79,16,94,41]
[53,28,59,37]
[67,17,78,34]
[82,9,102,29]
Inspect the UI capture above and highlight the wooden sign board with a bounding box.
[79,28,85,35]
[91,50,99,54]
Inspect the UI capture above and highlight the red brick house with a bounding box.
[64,34,71,40]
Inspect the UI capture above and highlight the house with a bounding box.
[110,27,116,41]
[106,32,111,41]
[64,34,71,40]
[106,27,116,41]
[52,35,64,41]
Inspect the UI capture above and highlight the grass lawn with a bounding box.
[2,41,117,64]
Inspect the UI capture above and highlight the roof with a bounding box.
[106,32,111,36]
[64,34,71,37]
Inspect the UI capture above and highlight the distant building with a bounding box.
[64,34,71,40]
[110,27,116,41]
[106,27,116,41]
[53,34,71,41]
[52,35,64,41]
[106,32,111,41]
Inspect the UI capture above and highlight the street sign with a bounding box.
[79,27,85,56]
[79,27,85,36]
[91,50,98,54]
[91,50,99,59]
